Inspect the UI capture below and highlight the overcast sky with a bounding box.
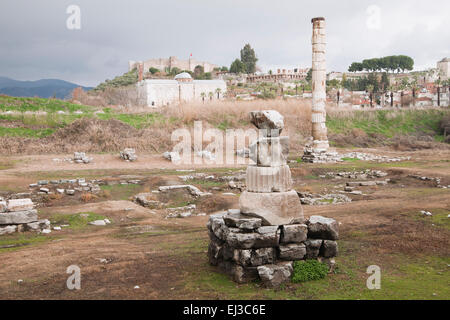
[0,0,449,87]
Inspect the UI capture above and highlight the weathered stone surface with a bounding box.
[250,110,284,136]
[246,165,292,193]
[239,190,304,226]
[0,201,7,213]
[218,261,259,283]
[249,137,285,167]
[257,262,293,288]
[208,241,223,266]
[0,210,38,225]
[25,219,50,232]
[280,224,308,243]
[226,226,280,249]
[250,247,275,266]
[120,148,137,161]
[207,212,229,241]
[307,215,339,240]
[232,249,252,266]
[6,199,34,212]
[278,243,306,260]
[223,211,262,230]
[320,240,338,258]
[305,239,322,259]
[0,225,17,235]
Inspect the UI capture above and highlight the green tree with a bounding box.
[230,59,246,74]
[215,88,222,99]
[240,43,258,74]
[194,65,204,78]
[149,67,160,75]
[305,68,312,82]
[348,62,363,72]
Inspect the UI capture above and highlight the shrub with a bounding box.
[291,260,329,283]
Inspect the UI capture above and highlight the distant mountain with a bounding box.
[0,76,92,99]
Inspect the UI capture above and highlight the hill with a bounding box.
[0,76,92,99]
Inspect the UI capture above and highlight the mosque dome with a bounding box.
[174,72,193,82]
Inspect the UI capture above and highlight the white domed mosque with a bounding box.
[137,72,226,107]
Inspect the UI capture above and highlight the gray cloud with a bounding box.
[0,0,449,86]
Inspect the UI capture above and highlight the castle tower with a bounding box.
[311,17,329,152]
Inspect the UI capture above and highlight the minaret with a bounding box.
[311,17,329,152]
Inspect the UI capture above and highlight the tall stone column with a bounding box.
[311,17,329,152]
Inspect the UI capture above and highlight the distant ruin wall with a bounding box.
[129,56,219,73]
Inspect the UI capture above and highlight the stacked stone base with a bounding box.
[207,210,338,287]
[302,147,342,163]
[0,198,50,235]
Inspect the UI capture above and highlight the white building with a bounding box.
[136,72,227,107]
[437,57,450,80]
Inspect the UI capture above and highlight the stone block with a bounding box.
[305,239,322,259]
[232,249,252,266]
[0,210,38,225]
[250,247,275,266]
[278,243,306,260]
[226,226,280,249]
[218,261,259,284]
[0,201,7,213]
[280,224,308,243]
[6,199,34,212]
[223,211,262,230]
[208,241,223,266]
[249,110,284,136]
[257,262,293,288]
[207,213,229,241]
[0,225,17,235]
[25,219,50,232]
[246,165,292,193]
[320,240,338,258]
[307,215,339,240]
[249,137,285,167]
[239,190,304,226]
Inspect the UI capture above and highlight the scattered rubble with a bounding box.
[420,210,433,217]
[158,185,211,197]
[323,169,388,180]
[163,151,181,162]
[73,152,92,164]
[297,192,352,205]
[120,148,137,162]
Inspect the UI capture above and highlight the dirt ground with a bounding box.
[0,147,449,300]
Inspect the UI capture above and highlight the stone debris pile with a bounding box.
[0,198,50,235]
[303,150,412,164]
[120,148,137,162]
[28,178,102,199]
[73,152,92,164]
[323,169,388,180]
[207,211,338,287]
[408,174,448,188]
[297,192,352,205]
[163,151,181,162]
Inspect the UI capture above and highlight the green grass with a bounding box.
[50,212,108,230]
[0,96,95,113]
[292,260,329,283]
[100,183,142,200]
[96,112,167,129]
[0,234,56,253]
[0,126,55,138]
[327,109,449,140]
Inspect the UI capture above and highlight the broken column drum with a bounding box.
[311,17,329,152]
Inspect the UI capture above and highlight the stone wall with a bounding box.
[137,79,227,107]
[207,211,338,287]
[0,198,50,235]
[129,56,219,73]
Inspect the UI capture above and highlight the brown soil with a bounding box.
[0,148,449,299]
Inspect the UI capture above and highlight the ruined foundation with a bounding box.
[0,198,50,235]
[207,110,339,287]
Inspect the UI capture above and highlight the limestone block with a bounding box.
[232,249,252,266]
[250,247,275,267]
[278,243,306,260]
[280,224,308,243]
[0,225,17,235]
[206,213,229,241]
[239,190,304,226]
[249,110,284,136]
[320,240,338,258]
[249,137,285,167]
[7,199,34,212]
[305,239,323,259]
[0,210,38,225]
[307,215,339,240]
[208,241,223,266]
[225,226,280,249]
[26,219,50,232]
[246,165,292,193]
[257,262,293,288]
[0,201,7,213]
[223,211,262,230]
[218,261,259,284]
